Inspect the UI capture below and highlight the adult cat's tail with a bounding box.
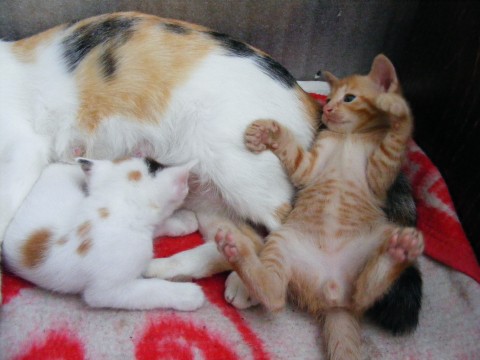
[323,309,361,360]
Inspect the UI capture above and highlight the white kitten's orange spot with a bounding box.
[128,170,142,182]
[11,25,65,62]
[77,238,93,256]
[77,221,92,238]
[98,207,110,218]
[56,236,69,245]
[22,229,52,268]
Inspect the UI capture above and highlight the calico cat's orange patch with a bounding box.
[11,25,65,62]
[297,88,322,129]
[75,15,214,132]
[22,229,52,268]
[128,171,142,181]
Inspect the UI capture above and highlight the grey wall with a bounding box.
[0,0,418,80]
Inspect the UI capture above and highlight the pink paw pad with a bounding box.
[388,228,424,262]
[245,121,280,153]
[215,229,240,263]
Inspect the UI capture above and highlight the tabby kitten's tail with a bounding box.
[323,309,361,360]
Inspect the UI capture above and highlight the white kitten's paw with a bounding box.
[144,258,193,282]
[376,93,409,117]
[224,272,259,309]
[171,283,206,311]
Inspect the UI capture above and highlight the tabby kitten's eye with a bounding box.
[343,94,356,103]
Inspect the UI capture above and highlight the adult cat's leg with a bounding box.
[216,227,292,312]
[83,278,205,311]
[353,225,424,314]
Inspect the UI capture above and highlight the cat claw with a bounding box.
[388,227,424,262]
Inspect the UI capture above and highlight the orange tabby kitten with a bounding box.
[215,54,424,360]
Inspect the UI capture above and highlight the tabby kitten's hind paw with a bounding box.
[215,228,240,263]
[245,119,281,153]
[388,227,424,262]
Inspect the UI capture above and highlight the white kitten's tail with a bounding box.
[323,309,361,360]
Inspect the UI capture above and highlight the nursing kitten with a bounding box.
[216,55,424,359]
[2,157,205,311]
[0,12,420,330]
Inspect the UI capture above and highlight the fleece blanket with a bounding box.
[1,93,479,360]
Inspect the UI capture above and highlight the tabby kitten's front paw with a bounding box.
[376,93,409,118]
[245,119,281,153]
[388,227,424,262]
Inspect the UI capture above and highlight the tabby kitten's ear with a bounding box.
[369,54,399,93]
[323,71,339,87]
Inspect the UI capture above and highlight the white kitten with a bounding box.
[2,157,205,311]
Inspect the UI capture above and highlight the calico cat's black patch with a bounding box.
[254,55,297,88]
[207,31,296,88]
[99,48,116,79]
[63,17,137,72]
[366,265,423,335]
[366,172,423,334]
[144,157,165,176]
[207,31,254,58]
[163,23,191,35]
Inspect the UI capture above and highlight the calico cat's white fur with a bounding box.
[2,157,205,310]
[0,12,319,307]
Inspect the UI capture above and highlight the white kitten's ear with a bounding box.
[169,160,197,199]
[76,158,94,175]
[369,54,399,93]
[323,71,339,86]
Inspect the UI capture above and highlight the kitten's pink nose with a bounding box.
[324,105,333,114]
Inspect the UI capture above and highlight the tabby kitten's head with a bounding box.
[322,54,400,133]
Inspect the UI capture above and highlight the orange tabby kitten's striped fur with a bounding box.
[216,55,424,360]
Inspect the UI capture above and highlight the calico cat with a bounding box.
[0,12,420,330]
[215,55,424,359]
[2,157,205,310]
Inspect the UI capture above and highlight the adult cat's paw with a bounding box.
[388,227,424,262]
[224,272,259,309]
[171,283,206,311]
[245,119,281,153]
[376,93,409,118]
